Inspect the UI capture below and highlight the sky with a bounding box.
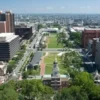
[0,0,100,14]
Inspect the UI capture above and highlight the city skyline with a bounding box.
[0,0,100,14]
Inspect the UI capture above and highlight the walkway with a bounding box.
[40,52,48,76]
[40,56,45,76]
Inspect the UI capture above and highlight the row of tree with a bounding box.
[1,72,100,100]
[70,32,82,46]
[7,45,26,73]
[54,72,100,100]
[57,32,82,48]
[57,32,74,48]
[61,50,82,70]
[0,80,54,100]
[55,32,100,100]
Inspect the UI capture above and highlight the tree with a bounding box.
[73,72,94,86]
[89,85,100,100]
[16,80,54,100]
[52,23,61,29]
[72,72,100,100]
[22,71,28,79]
[54,86,88,100]
[0,80,54,100]
[64,40,74,48]
[0,88,18,100]
[61,50,82,70]
[21,45,26,50]
[57,32,66,45]
[7,60,16,73]
[0,83,18,100]
[70,32,81,46]
[30,52,34,58]
[37,24,43,31]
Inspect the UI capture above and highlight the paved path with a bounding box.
[40,52,48,76]
[40,56,45,76]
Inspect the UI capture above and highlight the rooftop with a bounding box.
[43,74,69,79]
[0,33,18,42]
[29,51,42,67]
[84,28,100,31]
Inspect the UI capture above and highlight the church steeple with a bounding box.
[51,58,60,77]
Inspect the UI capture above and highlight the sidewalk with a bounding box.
[40,52,48,76]
[40,56,45,76]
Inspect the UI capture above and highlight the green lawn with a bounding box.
[48,34,63,48]
[44,53,67,74]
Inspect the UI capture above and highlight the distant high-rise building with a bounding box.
[0,11,14,33]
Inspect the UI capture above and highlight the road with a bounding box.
[8,30,42,80]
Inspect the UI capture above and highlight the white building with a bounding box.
[0,33,20,61]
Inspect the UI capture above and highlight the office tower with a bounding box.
[0,11,14,33]
[0,33,20,61]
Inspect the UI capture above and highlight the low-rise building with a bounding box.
[0,61,7,76]
[27,51,42,69]
[93,70,100,84]
[42,58,70,90]
[40,28,59,33]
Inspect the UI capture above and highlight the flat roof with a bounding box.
[84,28,100,30]
[43,74,69,78]
[30,51,42,67]
[0,33,18,42]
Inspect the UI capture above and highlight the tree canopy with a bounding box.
[70,32,81,46]
[54,72,100,100]
[0,80,54,100]
[61,50,82,70]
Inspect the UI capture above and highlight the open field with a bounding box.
[44,53,67,74]
[47,34,63,48]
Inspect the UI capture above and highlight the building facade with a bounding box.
[0,11,14,33]
[15,25,32,38]
[43,58,70,90]
[82,28,100,48]
[0,33,20,61]
[95,39,100,68]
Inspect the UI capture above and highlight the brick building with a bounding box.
[42,58,70,90]
[82,28,100,48]
[0,11,14,33]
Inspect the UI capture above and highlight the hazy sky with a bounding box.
[0,0,100,14]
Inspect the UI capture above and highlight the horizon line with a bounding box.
[15,13,100,15]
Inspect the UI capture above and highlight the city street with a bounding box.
[9,30,41,80]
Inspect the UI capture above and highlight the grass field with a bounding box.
[48,34,63,48]
[44,53,67,74]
